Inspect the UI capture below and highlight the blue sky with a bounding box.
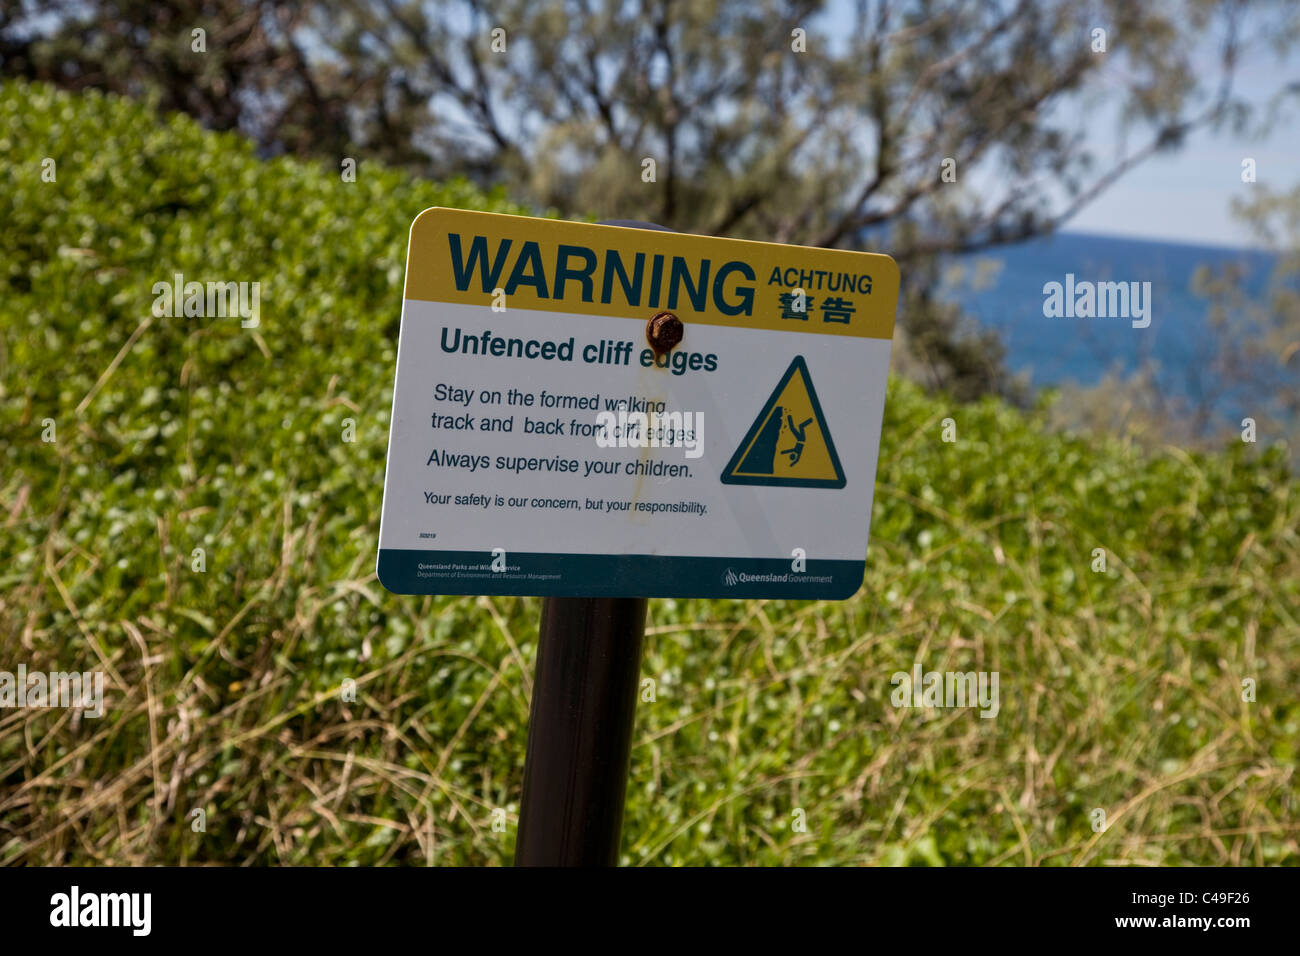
[821,2,1298,249]
[25,1,1290,246]
[1065,48,1298,247]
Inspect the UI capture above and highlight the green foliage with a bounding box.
[2,82,1298,866]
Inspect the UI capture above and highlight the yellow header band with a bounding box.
[404,208,898,340]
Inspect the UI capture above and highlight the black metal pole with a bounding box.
[514,596,648,866]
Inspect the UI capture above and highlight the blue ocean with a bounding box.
[946,231,1279,414]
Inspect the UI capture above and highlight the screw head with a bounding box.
[646,311,684,354]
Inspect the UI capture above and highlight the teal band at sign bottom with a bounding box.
[376,549,866,599]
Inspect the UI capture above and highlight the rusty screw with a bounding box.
[646,311,684,355]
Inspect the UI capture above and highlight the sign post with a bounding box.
[515,221,668,867]
[377,208,899,865]
[515,596,647,866]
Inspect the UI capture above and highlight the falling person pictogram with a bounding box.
[721,356,846,488]
[780,414,814,466]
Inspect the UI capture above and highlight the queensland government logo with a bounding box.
[723,567,738,587]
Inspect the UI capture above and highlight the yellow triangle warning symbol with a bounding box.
[721,356,846,488]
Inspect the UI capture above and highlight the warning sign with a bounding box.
[720,356,845,488]
[376,208,898,600]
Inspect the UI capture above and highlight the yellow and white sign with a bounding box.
[377,208,898,598]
